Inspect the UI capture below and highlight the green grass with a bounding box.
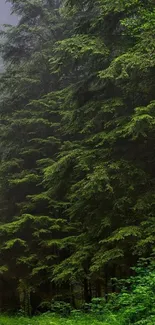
[0,313,121,325]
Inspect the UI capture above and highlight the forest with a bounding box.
[0,0,155,323]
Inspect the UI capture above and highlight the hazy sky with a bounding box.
[0,0,17,25]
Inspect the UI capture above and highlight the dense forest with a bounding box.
[0,0,154,316]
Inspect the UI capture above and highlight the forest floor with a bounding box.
[0,313,119,325]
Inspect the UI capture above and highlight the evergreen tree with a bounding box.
[0,0,69,313]
[43,0,155,299]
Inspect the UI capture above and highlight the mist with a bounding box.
[0,0,17,26]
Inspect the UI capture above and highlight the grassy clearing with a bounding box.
[0,313,121,325]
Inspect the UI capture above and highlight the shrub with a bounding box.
[107,261,155,324]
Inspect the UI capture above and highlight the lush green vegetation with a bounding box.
[0,314,116,325]
[1,262,155,324]
[0,0,154,320]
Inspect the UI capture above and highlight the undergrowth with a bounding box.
[1,261,155,325]
[0,313,120,325]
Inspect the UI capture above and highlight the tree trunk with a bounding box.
[84,278,91,303]
[18,279,31,316]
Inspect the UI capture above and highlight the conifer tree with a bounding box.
[43,0,155,299]
[0,0,69,313]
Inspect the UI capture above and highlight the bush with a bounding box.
[107,261,155,325]
[39,300,72,317]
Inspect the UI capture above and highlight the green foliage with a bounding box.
[0,314,121,325]
[45,0,155,288]
[1,263,155,324]
[106,263,155,325]
[0,0,154,314]
[39,300,73,316]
